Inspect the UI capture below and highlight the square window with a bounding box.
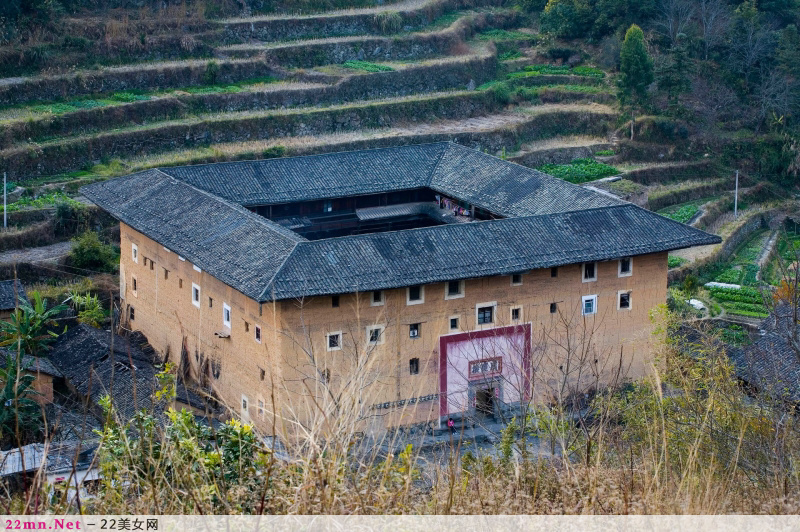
[372,290,383,306]
[241,395,248,415]
[323,200,333,213]
[192,283,201,308]
[223,303,231,328]
[477,304,494,325]
[327,332,342,351]
[511,307,521,321]
[445,280,464,299]
[409,358,420,375]
[407,285,424,305]
[551,267,558,278]
[129,306,135,321]
[511,273,522,286]
[332,295,340,308]
[367,326,384,345]
[619,257,632,277]
[255,325,262,344]
[550,302,557,313]
[409,323,420,338]
[449,317,459,330]
[619,291,631,310]
[582,295,597,316]
[132,244,138,263]
[583,262,597,282]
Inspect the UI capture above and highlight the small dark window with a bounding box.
[244,321,250,332]
[619,292,631,309]
[255,325,262,343]
[620,257,632,275]
[129,306,135,321]
[450,317,459,330]
[584,262,596,280]
[369,328,382,343]
[323,200,333,213]
[551,267,558,278]
[550,302,557,313]
[164,268,169,280]
[408,285,422,301]
[179,279,183,289]
[477,305,494,324]
[332,295,340,308]
[260,368,265,381]
[409,323,420,338]
[511,308,520,321]
[322,369,331,383]
[328,333,340,349]
[511,273,522,285]
[409,358,420,375]
[150,260,154,271]
[447,281,461,296]
[372,290,382,304]
[132,278,137,291]
[209,297,213,308]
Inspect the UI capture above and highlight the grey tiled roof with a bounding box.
[0,280,26,310]
[264,204,720,299]
[82,142,721,302]
[82,169,303,300]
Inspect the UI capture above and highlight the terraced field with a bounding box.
[0,0,789,297]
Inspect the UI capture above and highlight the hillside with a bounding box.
[0,0,799,516]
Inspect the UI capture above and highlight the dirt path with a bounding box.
[0,241,73,265]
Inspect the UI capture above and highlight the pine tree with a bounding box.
[618,24,654,140]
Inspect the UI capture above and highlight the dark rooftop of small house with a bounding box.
[728,306,800,403]
[47,324,211,423]
[82,142,722,302]
[0,280,26,311]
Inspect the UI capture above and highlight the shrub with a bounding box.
[203,60,220,85]
[69,231,118,273]
[668,255,688,269]
[374,11,402,34]
[263,145,287,159]
[662,204,699,224]
[490,82,512,105]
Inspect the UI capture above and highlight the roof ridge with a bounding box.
[257,239,304,302]
[157,141,454,175]
[425,141,453,186]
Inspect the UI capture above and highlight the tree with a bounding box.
[0,291,67,356]
[657,35,692,111]
[0,355,42,447]
[618,25,655,140]
[696,0,731,60]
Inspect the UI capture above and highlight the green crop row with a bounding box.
[708,285,764,304]
[508,64,605,79]
[538,158,619,184]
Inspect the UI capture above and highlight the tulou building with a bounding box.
[82,142,720,433]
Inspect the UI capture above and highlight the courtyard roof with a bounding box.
[82,142,721,302]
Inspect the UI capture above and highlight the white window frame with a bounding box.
[241,394,249,418]
[366,325,385,346]
[511,306,523,322]
[193,264,202,273]
[618,290,632,310]
[444,280,465,300]
[618,257,633,277]
[131,243,138,264]
[582,294,598,316]
[223,302,231,329]
[406,285,425,305]
[409,323,421,338]
[476,301,497,326]
[178,255,186,262]
[449,315,460,331]
[326,331,342,352]
[582,262,597,283]
[162,246,171,253]
[511,273,523,286]
[255,325,262,344]
[191,283,201,308]
[371,290,384,307]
